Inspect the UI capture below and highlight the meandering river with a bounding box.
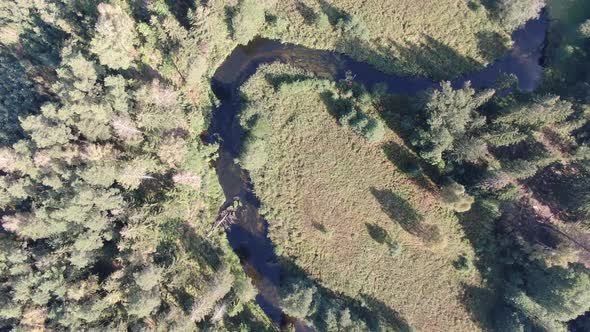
[209,15,548,328]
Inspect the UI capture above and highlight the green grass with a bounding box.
[237,63,482,331]
[261,0,511,78]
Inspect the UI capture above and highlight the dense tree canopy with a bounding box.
[0,1,269,330]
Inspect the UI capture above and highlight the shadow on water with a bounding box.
[209,12,548,329]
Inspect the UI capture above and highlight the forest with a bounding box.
[0,0,589,331]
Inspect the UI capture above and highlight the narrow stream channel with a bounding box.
[209,15,549,328]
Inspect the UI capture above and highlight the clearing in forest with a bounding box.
[237,63,481,331]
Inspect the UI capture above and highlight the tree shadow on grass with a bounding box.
[365,223,403,256]
[263,72,314,90]
[370,187,441,245]
[461,283,506,331]
[278,257,411,331]
[359,294,412,332]
[365,223,389,244]
[336,34,482,80]
[317,0,350,26]
[382,141,441,193]
[295,1,318,25]
[454,202,545,332]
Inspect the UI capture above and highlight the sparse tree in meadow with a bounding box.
[412,81,494,168]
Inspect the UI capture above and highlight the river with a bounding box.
[208,14,548,329]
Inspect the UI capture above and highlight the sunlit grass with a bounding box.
[262,0,510,78]
[237,63,482,331]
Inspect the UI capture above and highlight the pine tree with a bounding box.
[412,81,494,168]
[91,3,137,70]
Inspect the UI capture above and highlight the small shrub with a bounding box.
[387,241,403,257]
[579,20,590,38]
[441,181,475,213]
[239,137,268,170]
[452,254,473,273]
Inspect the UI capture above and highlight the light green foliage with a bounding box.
[231,0,267,44]
[579,19,590,38]
[493,0,545,31]
[488,95,582,169]
[494,95,575,133]
[20,105,73,148]
[190,266,235,323]
[127,290,161,318]
[315,75,386,143]
[335,15,370,41]
[262,0,510,78]
[239,136,268,170]
[338,107,386,143]
[91,3,137,70]
[505,265,590,332]
[412,81,494,168]
[509,291,568,332]
[54,49,101,102]
[134,266,162,291]
[278,277,373,331]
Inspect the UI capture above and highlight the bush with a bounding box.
[441,181,475,212]
[239,136,268,170]
[339,108,386,143]
[579,20,590,38]
[493,0,545,31]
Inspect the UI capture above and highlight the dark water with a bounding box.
[209,15,548,328]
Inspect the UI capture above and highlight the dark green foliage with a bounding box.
[320,77,386,143]
[411,81,494,168]
[279,274,407,332]
[0,0,589,331]
[525,265,590,323]
[0,52,42,145]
